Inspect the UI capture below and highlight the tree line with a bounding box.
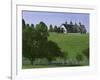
[49,21,87,34]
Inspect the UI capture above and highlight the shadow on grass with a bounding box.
[22,63,87,69]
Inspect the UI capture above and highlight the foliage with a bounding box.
[49,24,54,32]
[54,25,58,32]
[50,21,87,34]
[22,21,49,65]
[76,54,83,62]
[82,48,89,59]
[22,19,26,29]
[45,41,65,63]
[22,19,65,65]
[22,25,38,65]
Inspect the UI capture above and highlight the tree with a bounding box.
[75,23,80,33]
[35,21,49,41]
[54,25,58,32]
[26,24,30,28]
[79,25,87,34]
[22,21,49,65]
[31,24,34,29]
[44,41,65,64]
[49,24,53,32]
[65,21,67,25]
[78,22,87,34]
[73,23,78,33]
[76,54,83,65]
[22,27,37,65]
[70,21,73,25]
[82,48,89,59]
[22,19,26,29]
[22,20,67,65]
[79,22,82,26]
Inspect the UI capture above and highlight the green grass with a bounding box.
[23,63,83,69]
[48,32,89,59]
[23,64,57,69]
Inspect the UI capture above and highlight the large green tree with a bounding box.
[22,21,49,65]
[22,25,38,65]
[22,20,66,65]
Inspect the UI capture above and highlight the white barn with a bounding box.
[60,25,67,33]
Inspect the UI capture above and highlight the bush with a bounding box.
[82,48,89,59]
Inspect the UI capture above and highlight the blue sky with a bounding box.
[22,10,89,32]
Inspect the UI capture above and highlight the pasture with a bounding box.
[48,33,89,59]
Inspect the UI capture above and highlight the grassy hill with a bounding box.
[48,32,89,59]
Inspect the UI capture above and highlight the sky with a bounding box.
[22,10,89,32]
